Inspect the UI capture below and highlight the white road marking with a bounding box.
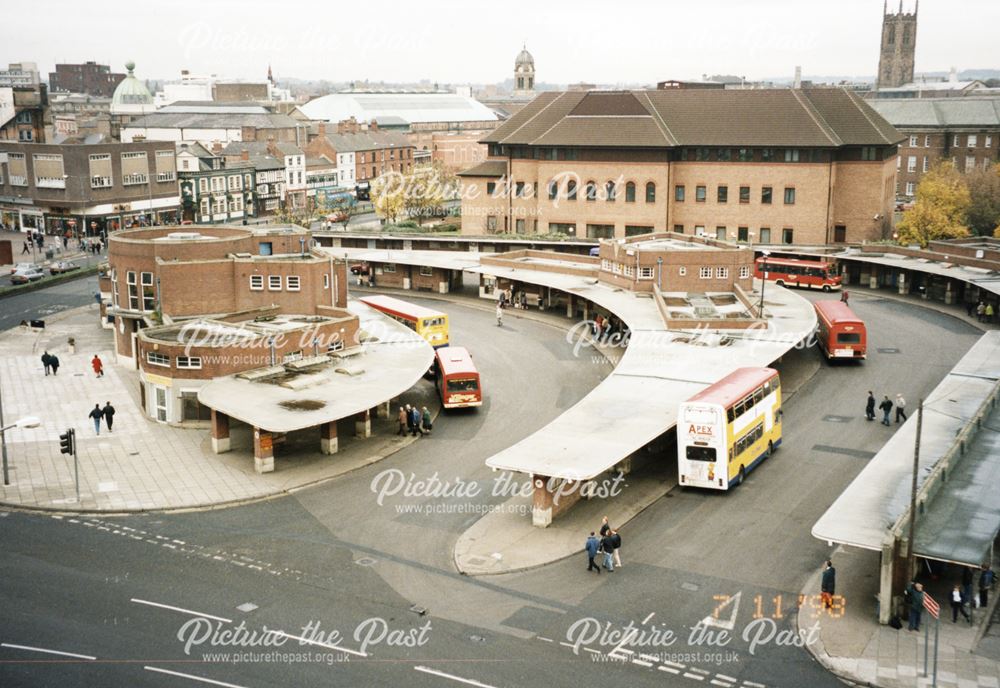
[684,672,706,681]
[638,653,659,662]
[716,674,737,682]
[689,667,710,675]
[536,636,553,643]
[658,665,681,675]
[413,665,498,687]
[583,647,601,655]
[641,612,655,624]
[631,658,653,667]
[1,643,96,660]
[271,631,366,658]
[130,598,232,623]
[711,681,731,687]
[662,659,686,669]
[743,682,765,688]
[144,666,248,687]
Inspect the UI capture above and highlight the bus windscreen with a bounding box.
[447,378,479,392]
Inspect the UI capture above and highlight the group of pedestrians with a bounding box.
[397,404,432,437]
[40,351,61,375]
[20,231,45,255]
[88,402,116,435]
[584,516,623,574]
[972,301,996,323]
[905,564,995,631]
[865,391,907,426]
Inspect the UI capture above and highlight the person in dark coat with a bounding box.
[908,582,924,631]
[49,354,60,375]
[102,402,116,432]
[42,351,52,375]
[865,391,876,421]
[409,405,422,436]
[601,533,616,572]
[611,529,622,568]
[397,407,407,436]
[585,532,600,574]
[421,406,432,435]
[821,560,836,609]
[88,404,104,435]
[981,565,996,608]
[599,515,611,537]
[879,396,893,426]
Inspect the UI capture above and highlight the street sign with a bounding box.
[923,593,940,619]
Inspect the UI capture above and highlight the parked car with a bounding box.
[10,267,45,284]
[10,262,35,275]
[49,261,81,275]
[350,262,370,276]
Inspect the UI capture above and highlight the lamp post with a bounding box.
[0,410,42,486]
[758,250,771,317]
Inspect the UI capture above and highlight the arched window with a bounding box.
[547,180,558,200]
[606,181,616,202]
[625,181,636,203]
[585,180,597,202]
[645,182,656,203]
[567,179,577,201]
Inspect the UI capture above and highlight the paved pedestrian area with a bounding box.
[801,546,1000,688]
[0,306,435,512]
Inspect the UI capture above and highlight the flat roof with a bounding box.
[812,332,1000,564]
[197,300,434,433]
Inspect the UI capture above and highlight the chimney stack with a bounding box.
[241,150,249,161]
[793,66,802,89]
[318,121,326,138]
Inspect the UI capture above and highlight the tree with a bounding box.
[371,172,405,224]
[896,161,970,246]
[965,164,1000,236]
[402,163,454,225]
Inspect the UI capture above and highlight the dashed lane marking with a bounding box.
[1,643,96,661]
[413,665,498,688]
[130,598,233,624]
[144,666,248,688]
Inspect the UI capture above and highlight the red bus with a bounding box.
[755,257,841,292]
[814,300,867,360]
[435,346,482,409]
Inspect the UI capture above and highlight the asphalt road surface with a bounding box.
[0,272,100,331]
[0,288,983,687]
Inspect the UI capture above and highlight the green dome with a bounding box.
[112,61,153,106]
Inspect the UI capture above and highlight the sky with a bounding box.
[9,0,1000,86]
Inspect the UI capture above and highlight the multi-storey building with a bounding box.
[869,97,1000,198]
[48,62,126,98]
[0,82,47,143]
[304,121,415,194]
[176,143,256,224]
[459,89,903,246]
[0,62,40,89]
[121,101,308,148]
[0,140,179,234]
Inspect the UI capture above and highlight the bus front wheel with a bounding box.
[767,440,774,457]
[738,465,746,484]
[775,280,785,287]
[822,284,831,292]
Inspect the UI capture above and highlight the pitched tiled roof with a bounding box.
[483,89,903,148]
[456,160,507,177]
[323,130,413,153]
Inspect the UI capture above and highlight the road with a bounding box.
[0,271,100,330]
[0,287,983,687]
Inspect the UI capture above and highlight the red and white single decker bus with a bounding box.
[814,300,867,360]
[435,346,482,409]
[755,257,842,292]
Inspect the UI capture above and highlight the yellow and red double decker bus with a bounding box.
[359,295,449,348]
[678,367,782,490]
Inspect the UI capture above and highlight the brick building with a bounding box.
[459,89,902,246]
[0,139,179,234]
[304,120,415,192]
[868,97,1000,198]
[875,2,917,90]
[49,62,126,98]
[0,82,47,143]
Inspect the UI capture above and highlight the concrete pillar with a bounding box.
[320,421,338,455]
[582,301,589,322]
[878,537,895,625]
[355,409,371,438]
[211,409,230,454]
[532,475,554,527]
[439,278,448,294]
[253,427,275,474]
[868,267,878,289]
[944,281,955,305]
[897,271,908,295]
[374,401,390,419]
[566,294,573,318]
[616,455,633,476]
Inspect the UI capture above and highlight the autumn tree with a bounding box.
[371,171,405,224]
[402,163,456,225]
[965,164,1000,236]
[896,161,970,246]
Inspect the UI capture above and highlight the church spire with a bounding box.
[267,64,273,84]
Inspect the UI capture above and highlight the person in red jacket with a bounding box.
[91,354,104,378]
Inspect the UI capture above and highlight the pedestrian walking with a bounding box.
[88,403,103,435]
[907,581,924,631]
[50,353,60,375]
[599,515,611,537]
[496,302,503,327]
[977,302,986,323]
[42,351,52,375]
[91,354,104,378]
[840,289,849,304]
[895,394,907,423]
[601,532,616,572]
[409,405,422,436]
[62,234,69,249]
[951,585,971,623]
[879,395,893,426]
[987,303,996,324]
[981,564,996,608]
[404,404,414,435]
[397,406,407,436]
[102,401,116,432]
[585,532,601,574]
[21,240,30,255]
[821,560,836,609]
[421,406,433,435]
[865,391,876,421]
[611,529,622,569]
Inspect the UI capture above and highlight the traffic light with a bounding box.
[59,429,75,455]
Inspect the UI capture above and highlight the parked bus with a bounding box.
[814,300,867,360]
[678,367,782,490]
[755,257,841,292]
[435,346,482,409]
[359,295,449,348]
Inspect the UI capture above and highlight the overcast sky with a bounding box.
[10,0,999,86]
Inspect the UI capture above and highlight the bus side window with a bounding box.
[734,402,744,418]
[755,424,763,442]
[727,407,734,423]
[753,388,764,404]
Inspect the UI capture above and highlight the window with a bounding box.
[176,356,202,369]
[861,147,877,161]
[383,263,396,273]
[639,267,654,279]
[323,274,330,289]
[717,185,728,203]
[645,182,655,203]
[783,187,795,205]
[623,264,635,278]
[200,198,210,216]
[146,352,170,367]
[953,135,960,147]
[761,148,774,162]
[612,262,622,275]
[678,266,687,276]
[739,265,751,279]
[486,181,496,196]
[625,225,653,237]
[781,228,794,244]
[715,226,727,240]
[696,147,711,161]
[897,156,902,170]
[268,275,282,291]
[601,259,612,271]
[586,224,614,239]
[968,135,978,147]
[716,267,729,278]
[673,224,684,233]
[922,157,928,172]
[717,149,731,162]
[514,181,525,198]
[515,218,525,234]
[486,215,497,231]
[547,180,558,200]
[419,266,434,277]
[907,156,916,173]
[739,186,750,203]
[567,179,577,200]
[625,181,636,202]
[198,178,209,194]
[548,222,576,235]
[759,227,771,244]
[924,135,931,147]
[91,175,112,188]
[141,272,155,311]
[738,148,753,162]
[585,180,597,201]
[784,149,800,163]
[211,197,226,215]
[286,275,300,291]
[229,196,243,213]
[987,136,993,148]
[122,172,148,186]
[737,226,749,242]
[674,184,685,202]
[761,186,772,204]
[250,275,264,290]
[905,181,915,195]
[699,266,712,279]
[126,271,138,310]
[695,185,706,202]
[909,135,918,147]
[605,180,616,202]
